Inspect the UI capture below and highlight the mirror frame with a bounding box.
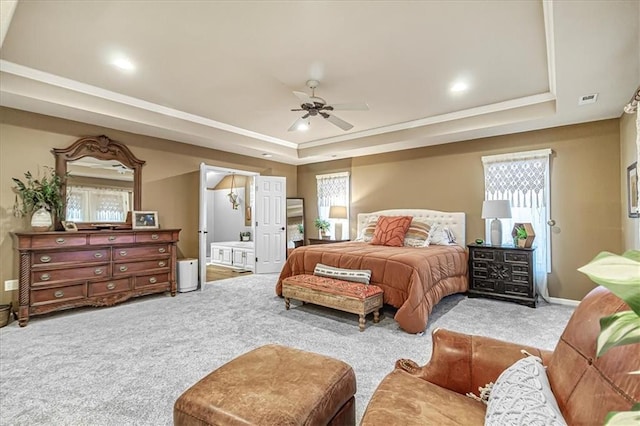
[53,135,145,227]
[286,197,305,248]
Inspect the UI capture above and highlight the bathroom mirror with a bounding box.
[53,135,145,228]
[286,198,305,248]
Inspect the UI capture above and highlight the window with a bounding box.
[66,186,132,222]
[316,172,350,239]
[482,149,552,300]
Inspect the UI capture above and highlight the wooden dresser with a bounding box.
[13,229,181,326]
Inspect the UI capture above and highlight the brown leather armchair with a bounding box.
[361,287,640,425]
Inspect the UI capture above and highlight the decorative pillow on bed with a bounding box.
[427,224,456,246]
[355,217,379,243]
[371,215,412,247]
[485,355,567,426]
[313,263,372,284]
[403,218,432,247]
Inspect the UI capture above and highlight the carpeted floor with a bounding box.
[0,273,575,425]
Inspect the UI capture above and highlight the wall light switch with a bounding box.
[4,279,18,291]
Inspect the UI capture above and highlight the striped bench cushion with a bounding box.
[283,274,383,300]
[313,263,372,284]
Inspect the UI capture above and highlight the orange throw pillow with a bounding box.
[371,215,412,247]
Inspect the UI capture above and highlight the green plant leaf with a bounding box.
[604,403,640,426]
[578,251,640,316]
[597,311,640,356]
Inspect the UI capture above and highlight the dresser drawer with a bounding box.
[472,249,495,261]
[505,252,529,263]
[113,259,170,276]
[505,283,532,297]
[471,279,497,292]
[88,278,131,297]
[32,264,110,286]
[134,273,170,288]
[31,284,86,306]
[33,249,109,266]
[31,234,88,249]
[90,233,135,246]
[113,245,170,260]
[135,232,173,243]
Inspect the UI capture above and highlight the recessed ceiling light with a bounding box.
[261,153,272,158]
[112,57,136,72]
[450,81,468,93]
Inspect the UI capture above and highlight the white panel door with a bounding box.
[198,163,208,290]
[254,176,286,273]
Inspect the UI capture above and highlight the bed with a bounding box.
[275,209,468,333]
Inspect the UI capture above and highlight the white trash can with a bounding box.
[177,258,198,292]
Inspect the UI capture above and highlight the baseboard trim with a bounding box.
[548,296,580,307]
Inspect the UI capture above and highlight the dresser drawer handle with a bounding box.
[151,234,159,240]
[40,255,52,263]
[148,277,157,284]
[95,268,104,275]
[119,250,127,256]
[55,237,66,245]
[119,266,128,272]
[158,261,166,267]
[108,235,117,241]
[158,248,166,253]
[54,290,64,298]
[40,273,51,281]
[94,252,103,258]
[106,282,116,290]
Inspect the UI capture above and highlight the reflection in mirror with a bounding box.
[65,157,134,222]
[286,198,305,248]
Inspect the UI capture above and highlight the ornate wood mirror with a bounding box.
[53,135,145,228]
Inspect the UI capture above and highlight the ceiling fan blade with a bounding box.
[288,117,309,132]
[293,91,315,107]
[324,113,354,131]
[328,102,369,111]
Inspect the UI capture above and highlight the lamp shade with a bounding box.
[329,205,348,219]
[481,200,512,219]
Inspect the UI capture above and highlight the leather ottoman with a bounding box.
[174,344,357,426]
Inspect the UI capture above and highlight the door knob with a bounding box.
[547,219,556,226]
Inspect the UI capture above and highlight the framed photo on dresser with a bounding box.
[132,211,159,229]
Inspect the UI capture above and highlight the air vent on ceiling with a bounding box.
[578,93,598,105]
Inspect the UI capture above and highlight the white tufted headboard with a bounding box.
[356,209,466,248]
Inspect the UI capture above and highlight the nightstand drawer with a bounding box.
[511,264,529,274]
[472,269,489,279]
[505,252,529,263]
[505,283,531,296]
[472,250,495,261]
[471,279,497,292]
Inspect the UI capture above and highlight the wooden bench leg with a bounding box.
[285,297,290,310]
[373,310,380,323]
[359,314,365,332]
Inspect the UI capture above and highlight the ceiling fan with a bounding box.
[289,80,369,132]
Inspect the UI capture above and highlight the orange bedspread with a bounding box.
[276,242,468,333]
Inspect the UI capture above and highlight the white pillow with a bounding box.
[313,263,372,284]
[485,356,567,426]
[426,224,456,246]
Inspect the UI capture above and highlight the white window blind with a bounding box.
[316,172,350,239]
[482,149,552,301]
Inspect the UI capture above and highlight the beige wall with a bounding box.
[0,107,297,305]
[620,111,639,250]
[298,119,622,301]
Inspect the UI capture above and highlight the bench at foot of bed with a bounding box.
[282,274,383,332]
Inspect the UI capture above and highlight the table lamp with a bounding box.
[481,200,512,246]
[329,206,348,240]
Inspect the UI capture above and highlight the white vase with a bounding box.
[31,207,52,232]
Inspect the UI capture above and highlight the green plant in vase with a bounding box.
[12,166,65,231]
[296,223,304,235]
[578,250,640,425]
[314,218,330,239]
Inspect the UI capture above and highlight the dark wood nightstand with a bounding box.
[467,244,537,307]
[308,238,350,245]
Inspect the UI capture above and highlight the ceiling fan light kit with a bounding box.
[289,80,368,132]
